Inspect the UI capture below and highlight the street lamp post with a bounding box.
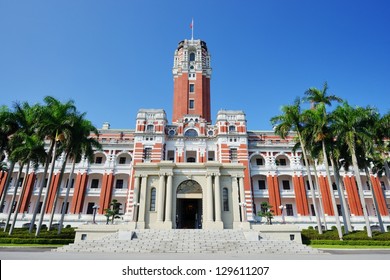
[279,205,285,224]
[92,205,99,224]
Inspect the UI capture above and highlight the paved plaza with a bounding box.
[1,246,390,260]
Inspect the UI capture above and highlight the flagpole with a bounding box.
[191,18,194,41]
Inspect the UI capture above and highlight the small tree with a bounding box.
[104,199,121,224]
[258,202,274,225]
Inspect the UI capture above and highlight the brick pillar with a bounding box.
[371,176,389,216]
[99,173,114,214]
[20,173,36,213]
[318,175,334,215]
[70,173,88,214]
[344,176,363,216]
[45,173,60,213]
[267,175,281,215]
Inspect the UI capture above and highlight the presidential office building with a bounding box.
[1,38,389,230]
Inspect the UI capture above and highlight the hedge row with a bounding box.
[302,229,390,242]
[0,238,74,245]
[0,228,75,239]
[307,240,390,246]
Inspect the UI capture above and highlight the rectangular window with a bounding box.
[332,183,338,191]
[286,204,294,216]
[310,204,316,216]
[86,202,95,214]
[189,84,195,93]
[116,179,124,189]
[189,99,194,109]
[278,158,287,166]
[282,180,290,190]
[119,157,126,164]
[150,188,156,211]
[258,180,266,190]
[223,188,229,211]
[208,151,215,161]
[306,180,310,190]
[256,158,263,166]
[229,148,238,162]
[91,179,99,188]
[337,204,342,216]
[143,147,152,161]
[167,150,175,161]
[66,178,75,188]
[95,157,103,164]
[61,202,69,214]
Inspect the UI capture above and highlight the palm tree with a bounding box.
[57,114,101,234]
[331,102,376,238]
[0,106,19,212]
[1,102,43,233]
[8,134,45,234]
[48,113,101,231]
[304,83,343,240]
[30,96,77,236]
[271,98,323,234]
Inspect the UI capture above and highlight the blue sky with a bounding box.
[1,0,389,130]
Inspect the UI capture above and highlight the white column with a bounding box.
[165,174,173,222]
[214,173,222,222]
[132,176,141,222]
[239,176,247,222]
[206,174,214,222]
[157,174,166,222]
[138,175,147,223]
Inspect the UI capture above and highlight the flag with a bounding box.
[190,19,193,29]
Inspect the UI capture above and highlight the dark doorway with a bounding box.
[176,199,202,229]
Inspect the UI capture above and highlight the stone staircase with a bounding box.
[54,229,323,255]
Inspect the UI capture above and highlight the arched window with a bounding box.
[184,129,198,137]
[223,188,229,211]
[229,125,236,133]
[150,188,156,211]
[189,52,195,61]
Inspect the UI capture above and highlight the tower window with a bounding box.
[146,124,154,132]
[143,148,152,161]
[229,148,238,162]
[189,52,195,61]
[119,157,126,164]
[184,129,198,137]
[228,125,236,133]
[189,100,194,109]
[189,84,195,93]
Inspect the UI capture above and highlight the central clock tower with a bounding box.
[172,39,212,123]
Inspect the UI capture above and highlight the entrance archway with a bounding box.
[176,180,203,229]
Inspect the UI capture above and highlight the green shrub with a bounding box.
[308,240,390,246]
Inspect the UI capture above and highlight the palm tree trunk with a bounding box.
[330,157,352,233]
[29,141,54,233]
[36,139,58,236]
[4,163,23,232]
[58,160,76,234]
[312,159,328,230]
[297,132,323,234]
[9,162,30,235]
[322,141,343,240]
[351,145,372,238]
[48,153,68,230]
[0,161,15,213]
[365,167,385,232]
